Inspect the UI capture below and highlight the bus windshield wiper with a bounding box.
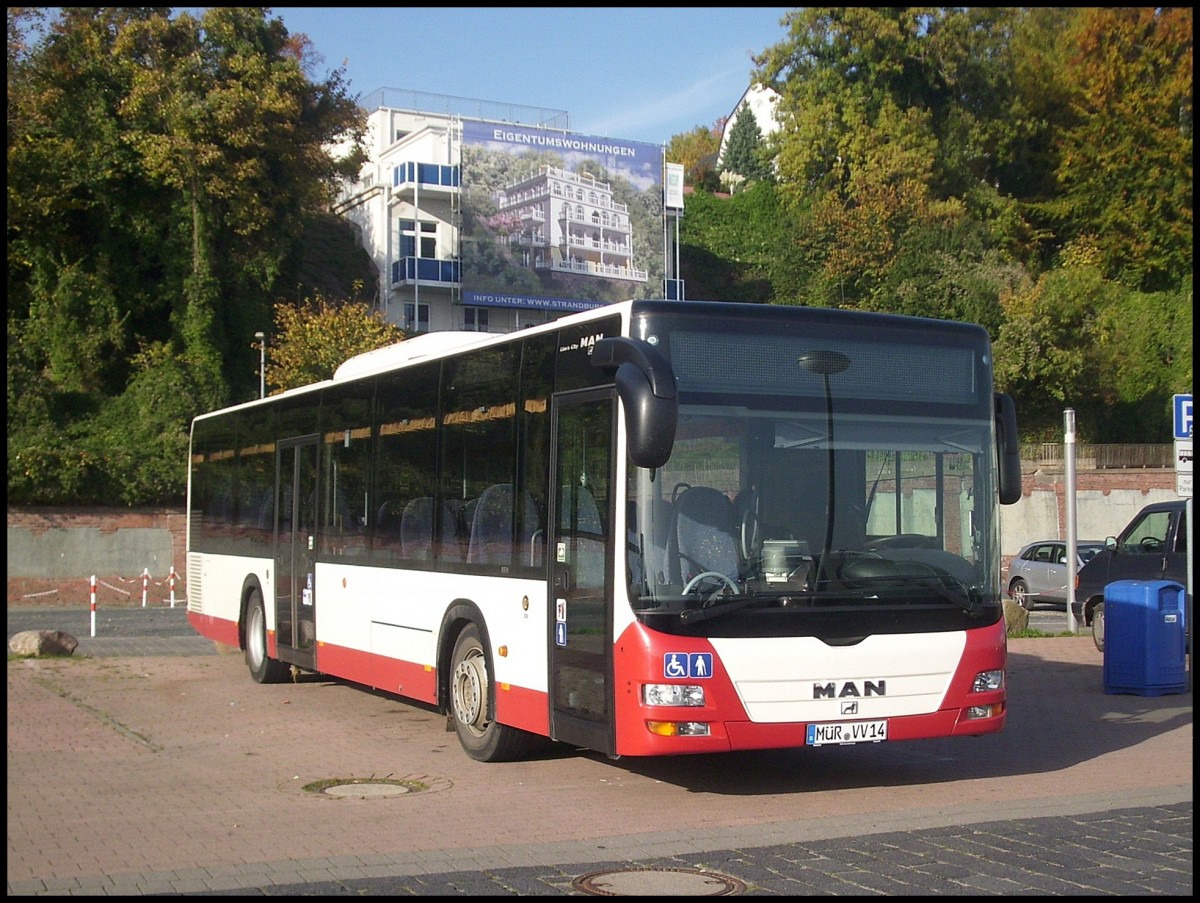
[679,594,774,624]
[854,574,975,612]
[916,576,975,612]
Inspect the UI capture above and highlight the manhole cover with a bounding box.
[322,782,411,799]
[292,774,449,799]
[573,867,747,896]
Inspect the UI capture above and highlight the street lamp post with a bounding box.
[254,331,266,398]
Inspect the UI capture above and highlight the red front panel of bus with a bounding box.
[610,619,1006,757]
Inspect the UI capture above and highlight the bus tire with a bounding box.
[246,588,289,684]
[449,623,532,762]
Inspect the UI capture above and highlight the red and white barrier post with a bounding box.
[169,566,177,608]
[142,568,149,608]
[89,575,97,637]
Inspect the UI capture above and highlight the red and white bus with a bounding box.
[186,299,1022,761]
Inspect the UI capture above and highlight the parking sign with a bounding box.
[1174,395,1193,498]
[1174,394,1192,440]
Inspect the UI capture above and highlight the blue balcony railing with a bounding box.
[391,257,461,285]
[393,162,460,189]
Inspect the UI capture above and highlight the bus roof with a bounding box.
[333,331,493,381]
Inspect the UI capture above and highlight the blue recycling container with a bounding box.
[1103,580,1187,696]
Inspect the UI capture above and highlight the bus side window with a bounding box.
[468,485,512,564]
[467,484,539,567]
[399,497,460,562]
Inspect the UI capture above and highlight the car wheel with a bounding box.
[1091,602,1105,653]
[1011,578,1032,611]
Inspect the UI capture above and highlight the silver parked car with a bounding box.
[1007,539,1105,611]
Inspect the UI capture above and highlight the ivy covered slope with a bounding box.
[7,8,373,505]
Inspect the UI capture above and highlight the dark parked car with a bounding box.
[1076,500,1189,652]
[1007,539,1105,611]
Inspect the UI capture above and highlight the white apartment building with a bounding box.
[493,165,647,287]
[333,89,671,336]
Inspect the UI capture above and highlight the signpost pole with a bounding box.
[1064,409,1078,634]
[1172,394,1192,688]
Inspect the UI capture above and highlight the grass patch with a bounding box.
[1009,628,1089,639]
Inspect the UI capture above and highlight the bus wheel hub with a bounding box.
[453,658,485,727]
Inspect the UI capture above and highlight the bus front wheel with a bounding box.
[449,623,532,762]
[246,588,288,684]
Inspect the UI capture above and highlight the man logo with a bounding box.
[813,680,886,699]
[841,701,859,715]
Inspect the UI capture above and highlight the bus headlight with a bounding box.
[972,669,1004,692]
[642,684,705,707]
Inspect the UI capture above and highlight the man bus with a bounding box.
[186,300,1022,761]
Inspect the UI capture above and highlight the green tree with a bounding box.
[1092,282,1194,441]
[1048,8,1192,291]
[719,102,771,189]
[7,8,367,505]
[754,8,1033,310]
[992,265,1124,441]
[269,297,406,392]
[666,123,722,191]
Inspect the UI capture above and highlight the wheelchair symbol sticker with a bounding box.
[663,652,712,679]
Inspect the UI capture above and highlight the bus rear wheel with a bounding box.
[449,623,532,762]
[246,588,289,684]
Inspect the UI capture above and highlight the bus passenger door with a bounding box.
[549,390,616,756]
[274,436,318,672]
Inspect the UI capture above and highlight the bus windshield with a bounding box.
[624,313,1000,630]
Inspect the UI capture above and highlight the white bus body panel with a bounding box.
[187,552,271,625]
[710,632,966,722]
[314,564,549,691]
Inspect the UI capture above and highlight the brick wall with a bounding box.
[7,507,188,607]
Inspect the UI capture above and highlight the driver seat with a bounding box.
[666,486,741,588]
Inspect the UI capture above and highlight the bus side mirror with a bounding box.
[994,392,1022,505]
[591,337,678,469]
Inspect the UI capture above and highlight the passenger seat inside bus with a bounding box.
[400,496,461,561]
[467,483,540,567]
[665,485,742,587]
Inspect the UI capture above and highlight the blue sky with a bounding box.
[268,7,793,146]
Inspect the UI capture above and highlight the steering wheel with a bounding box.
[739,493,762,562]
[682,571,739,596]
[1139,535,1164,552]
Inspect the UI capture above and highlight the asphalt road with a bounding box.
[7,605,1192,896]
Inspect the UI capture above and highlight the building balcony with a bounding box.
[565,234,632,256]
[546,258,647,283]
[392,162,460,197]
[391,256,461,286]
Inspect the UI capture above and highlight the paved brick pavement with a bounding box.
[6,608,1192,896]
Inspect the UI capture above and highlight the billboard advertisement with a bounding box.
[460,120,664,312]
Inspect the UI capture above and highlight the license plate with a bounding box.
[806,720,888,746]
